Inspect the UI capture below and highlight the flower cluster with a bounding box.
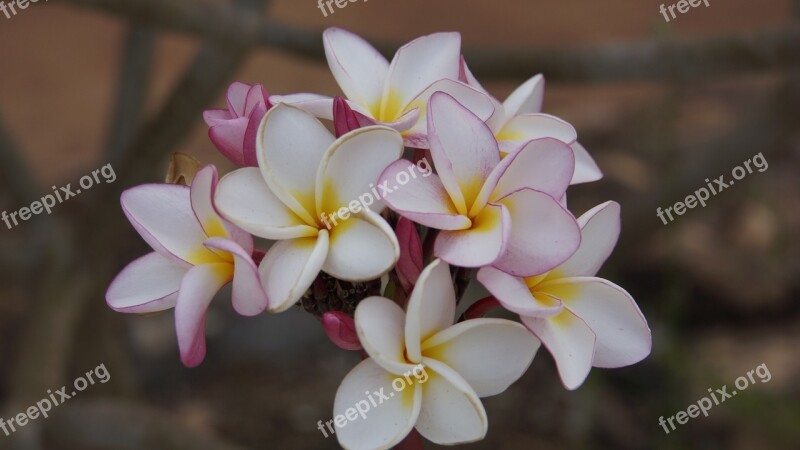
[106,28,651,450]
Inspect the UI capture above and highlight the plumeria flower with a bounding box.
[379,92,581,276]
[334,259,539,449]
[204,82,272,167]
[477,201,651,390]
[460,59,602,184]
[214,104,403,312]
[271,28,495,148]
[106,165,268,367]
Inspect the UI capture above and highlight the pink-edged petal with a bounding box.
[521,308,596,390]
[259,233,329,313]
[121,184,208,265]
[243,83,270,116]
[395,217,423,293]
[379,159,471,231]
[458,55,487,93]
[477,138,575,213]
[405,79,496,138]
[493,188,581,277]
[405,259,456,363]
[322,311,362,351]
[225,81,252,116]
[434,202,510,268]
[356,296,419,375]
[496,113,577,156]
[555,201,620,278]
[258,104,335,224]
[216,168,318,240]
[538,277,651,368]
[416,357,487,445]
[191,165,235,243]
[427,91,499,215]
[570,141,603,184]
[422,318,539,397]
[323,210,399,281]
[204,237,267,317]
[476,266,563,318]
[316,126,404,217]
[208,118,249,166]
[174,263,232,367]
[106,252,187,313]
[371,107,420,134]
[203,109,231,127]
[502,74,545,117]
[269,93,336,120]
[334,358,422,450]
[323,28,390,110]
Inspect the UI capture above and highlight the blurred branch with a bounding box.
[106,27,155,166]
[62,0,800,82]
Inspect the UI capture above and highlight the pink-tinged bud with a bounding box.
[395,217,423,294]
[203,82,272,167]
[322,311,362,351]
[463,296,501,320]
[333,96,361,137]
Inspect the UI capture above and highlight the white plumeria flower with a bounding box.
[272,28,495,148]
[214,104,403,312]
[379,91,581,276]
[477,201,651,390]
[334,259,539,450]
[106,165,267,367]
[460,59,602,184]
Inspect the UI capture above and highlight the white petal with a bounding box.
[204,238,267,317]
[316,126,404,217]
[259,233,329,312]
[216,168,318,240]
[434,203,510,268]
[422,318,539,397]
[403,79,496,142]
[333,358,421,450]
[323,210,399,281]
[496,113,577,156]
[521,309,596,390]
[538,277,651,368]
[416,358,487,445]
[570,141,603,184]
[106,252,187,313]
[503,74,545,117]
[554,201,620,278]
[405,259,456,362]
[323,28,390,110]
[191,165,252,252]
[356,296,419,375]
[268,93,335,120]
[258,104,335,224]
[476,267,563,318]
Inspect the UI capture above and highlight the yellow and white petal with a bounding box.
[422,318,539,397]
[554,201,620,278]
[415,358,488,445]
[323,28,390,111]
[333,358,422,450]
[323,210,399,282]
[257,104,335,224]
[316,126,403,217]
[405,259,456,363]
[216,168,318,240]
[259,233,329,313]
[434,203,510,268]
[476,267,563,318]
[355,297,419,375]
[496,113,577,156]
[521,309,596,390]
[502,74,545,117]
[538,277,651,369]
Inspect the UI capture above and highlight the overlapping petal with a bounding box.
[323,210,399,281]
[204,237,267,317]
[355,296,418,375]
[405,259,456,362]
[554,201,620,278]
[434,203,510,268]
[324,27,390,109]
[259,233,329,312]
[106,252,186,313]
[476,266,563,318]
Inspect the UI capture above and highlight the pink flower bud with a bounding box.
[322,311,362,351]
[395,217,423,294]
[333,96,361,137]
[203,82,272,167]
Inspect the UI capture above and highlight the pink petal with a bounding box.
[333,96,361,137]
[395,217,423,294]
[243,83,270,117]
[555,201,620,278]
[492,188,581,277]
[427,91,499,215]
[225,81,252,117]
[208,117,249,167]
[434,203,510,268]
[204,237,267,317]
[174,263,232,367]
[379,159,471,230]
[323,28,390,108]
[322,311,362,351]
[106,252,187,313]
[203,109,231,127]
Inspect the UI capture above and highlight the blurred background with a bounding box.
[0,0,798,449]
